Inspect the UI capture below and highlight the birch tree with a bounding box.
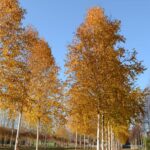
[27,29,65,150]
[0,1,31,150]
[66,7,145,150]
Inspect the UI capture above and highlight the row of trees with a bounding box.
[0,1,148,150]
[65,7,148,150]
[0,0,65,150]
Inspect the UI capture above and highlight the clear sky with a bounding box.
[20,0,150,89]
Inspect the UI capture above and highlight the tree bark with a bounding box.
[10,119,15,147]
[14,112,22,150]
[92,139,95,149]
[80,135,82,148]
[108,122,111,150]
[75,130,78,150]
[110,126,113,150]
[44,135,47,148]
[110,126,111,150]
[101,114,104,150]
[87,135,89,149]
[84,134,85,150]
[4,135,6,146]
[36,118,40,150]
[97,113,100,150]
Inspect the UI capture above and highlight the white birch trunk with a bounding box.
[115,140,117,150]
[107,123,109,150]
[144,137,147,150]
[44,135,47,148]
[80,135,82,148]
[75,130,78,150]
[84,134,85,150]
[115,140,118,150]
[92,139,95,149]
[36,118,40,150]
[4,136,6,146]
[10,128,14,147]
[106,122,109,150]
[110,125,112,150]
[10,119,15,147]
[101,114,104,150]
[110,126,113,150]
[97,113,100,150]
[87,135,90,149]
[14,112,22,150]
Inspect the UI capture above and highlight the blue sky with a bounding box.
[20,0,150,89]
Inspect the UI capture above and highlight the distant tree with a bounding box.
[26,28,65,150]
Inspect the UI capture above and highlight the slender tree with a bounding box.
[26,29,65,150]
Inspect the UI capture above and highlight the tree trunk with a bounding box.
[36,118,40,150]
[101,114,104,150]
[87,135,90,149]
[107,124,109,150]
[110,126,113,150]
[80,135,82,148]
[75,130,78,150]
[84,134,85,150]
[92,139,95,149]
[97,113,100,150]
[14,112,22,150]
[10,120,15,147]
[108,122,112,150]
[10,129,14,147]
[4,136,7,146]
[106,123,109,150]
[109,126,112,150]
[44,135,47,148]
[115,139,118,150]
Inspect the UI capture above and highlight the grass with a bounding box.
[0,147,67,150]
